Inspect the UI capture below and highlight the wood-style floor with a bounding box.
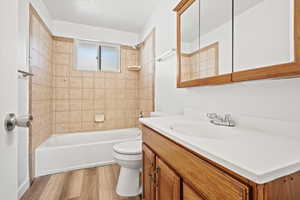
[21,164,141,200]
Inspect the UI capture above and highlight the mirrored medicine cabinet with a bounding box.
[174,0,300,88]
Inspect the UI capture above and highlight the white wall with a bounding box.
[29,0,53,30]
[140,0,300,122]
[52,20,139,46]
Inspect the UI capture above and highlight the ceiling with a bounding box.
[42,0,162,33]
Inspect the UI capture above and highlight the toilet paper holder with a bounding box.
[4,113,33,132]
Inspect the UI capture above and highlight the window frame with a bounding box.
[74,39,121,73]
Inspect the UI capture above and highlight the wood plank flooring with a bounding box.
[21,164,141,200]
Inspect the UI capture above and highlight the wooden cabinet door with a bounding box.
[155,157,180,200]
[183,182,206,200]
[143,144,156,200]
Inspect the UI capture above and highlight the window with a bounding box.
[75,40,121,72]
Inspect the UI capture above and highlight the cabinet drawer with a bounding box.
[142,126,249,200]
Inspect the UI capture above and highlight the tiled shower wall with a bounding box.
[139,31,155,117]
[52,38,140,134]
[30,11,155,139]
[29,11,53,153]
[29,8,53,178]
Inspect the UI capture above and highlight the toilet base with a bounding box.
[116,167,141,197]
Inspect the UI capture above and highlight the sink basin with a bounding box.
[170,122,240,140]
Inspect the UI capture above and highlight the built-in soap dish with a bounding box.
[127,65,141,71]
[95,113,105,123]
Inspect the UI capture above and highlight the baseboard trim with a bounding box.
[36,160,116,177]
[18,179,30,199]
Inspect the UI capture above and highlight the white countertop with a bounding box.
[140,115,300,184]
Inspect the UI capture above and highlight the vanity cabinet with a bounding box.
[142,125,249,200]
[142,125,300,200]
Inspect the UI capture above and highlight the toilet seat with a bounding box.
[113,151,142,161]
[113,140,141,155]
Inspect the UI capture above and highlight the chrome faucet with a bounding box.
[207,113,235,127]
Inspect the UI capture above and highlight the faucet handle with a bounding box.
[224,114,232,120]
[224,114,235,127]
[207,113,217,119]
[139,111,144,118]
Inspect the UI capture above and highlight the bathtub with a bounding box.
[35,128,141,177]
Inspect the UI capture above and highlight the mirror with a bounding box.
[234,0,294,72]
[178,0,233,86]
[175,0,300,87]
[180,0,200,82]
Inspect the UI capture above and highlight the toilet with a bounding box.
[113,140,142,197]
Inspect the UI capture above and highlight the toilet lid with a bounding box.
[113,141,142,155]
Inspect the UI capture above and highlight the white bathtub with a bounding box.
[35,128,141,177]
